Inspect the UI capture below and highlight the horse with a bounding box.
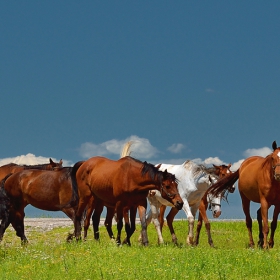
[0,161,83,243]
[74,156,184,246]
[0,158,63,180]
[207,141,280,249]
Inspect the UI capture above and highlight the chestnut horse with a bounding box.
[207,141,280,249]
[194,163,233,246]
[0,161,83,243]
[0,158,63,180]
[74,156,183,245]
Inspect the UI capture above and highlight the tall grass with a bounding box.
[1,220,280,279]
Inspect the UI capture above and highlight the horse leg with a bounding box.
[181,202,195,245]
[104,207,115,239]
[159,205,167,231]
[61,208,76,241]
[137,200,149,246]
[240,192,254,248]
[122,207,131,246]
[115,203,124,246]
[268,205,279,248]
[166,207,179,245]
[12,207,28,244]
[196,199,214,247]
[74,195,91,241]
[257,207,264,247]
[92,201,104,241]
[260,198,269,249]
[83,196,95,240]
[138,208,151,243]
[148,196,164,244]
[0,210,11,242]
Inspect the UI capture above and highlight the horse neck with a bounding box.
[23,164,53,170]
[262,155,275,177]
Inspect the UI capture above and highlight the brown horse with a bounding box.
[0,161,83,243]
[74,156,183,245]
[194,163,233,247]
[207,141,280,249]
[0,158,63,181]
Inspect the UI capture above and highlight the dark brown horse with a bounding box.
[0,158,63,181]
[194,163,233,247]
[207,141,280,249]
[0,161,83,243]
[74,156,183,245]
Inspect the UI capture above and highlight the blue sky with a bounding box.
[1,2,279,219]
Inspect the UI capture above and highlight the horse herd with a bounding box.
[0,140,280,249]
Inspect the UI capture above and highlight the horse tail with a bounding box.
[120,141,134,158]
[69,161,85,207]
[206,169,240,197]
[0,174,12,219]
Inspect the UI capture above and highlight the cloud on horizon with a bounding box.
[243,146,271,158]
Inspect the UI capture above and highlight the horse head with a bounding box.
[213,163,235,193]
[160,170,183,210]
[49,158,63,170]
[271,141,280,181]
[207,193,222,218]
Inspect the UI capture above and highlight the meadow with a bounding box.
[0,220,280,280]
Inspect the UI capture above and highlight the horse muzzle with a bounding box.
[212,210,221,218]
[175,201,183,210]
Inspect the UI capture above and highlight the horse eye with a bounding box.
[166,185,171,189]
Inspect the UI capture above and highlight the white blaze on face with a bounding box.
[277,151,280,158]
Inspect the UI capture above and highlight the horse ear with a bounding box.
[228,163,232,168]
[49,158,54,164]
[272,141,277,151]
[59,159,63,165]
[155,164,162,169]
[213,164,218,168]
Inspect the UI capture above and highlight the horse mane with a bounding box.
[1,163,17,168]
[22,163,54,170]
[141,160,177,183]
[182,160,218,179]
[262,151,276,171]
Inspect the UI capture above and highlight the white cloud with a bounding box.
[243,147,271,158]
[0,154,71,167]
[167,143,185,154]
[231,159,244,171]
[78,135,159,159]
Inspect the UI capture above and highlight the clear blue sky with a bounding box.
[1,1,279,219]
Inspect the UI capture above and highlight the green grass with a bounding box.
[1,220,280,280]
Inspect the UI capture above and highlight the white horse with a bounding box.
[145,161,220,245]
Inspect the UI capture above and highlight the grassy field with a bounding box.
[0,220,280,280]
